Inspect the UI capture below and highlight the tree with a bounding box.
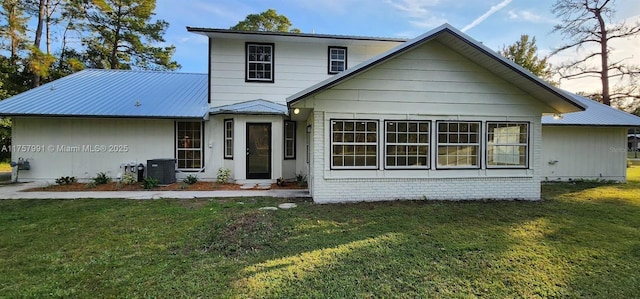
[551,0,640,106]
[501,34,556,85]
[0,0,28,63]
[72,0,179,70]
[231,9,300,33]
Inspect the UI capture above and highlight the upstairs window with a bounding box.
[487,122,529,168]
[328,47,347,74]
[246,43,274,82]
[437,121,481,169]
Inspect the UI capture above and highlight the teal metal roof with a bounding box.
[542,94,640,127]
[0,69,208,119]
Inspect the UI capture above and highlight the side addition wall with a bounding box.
[12,117,174,182]
[542,126,628,182]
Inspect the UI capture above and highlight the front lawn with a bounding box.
[1,169,639,298]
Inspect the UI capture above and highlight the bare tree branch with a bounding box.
[551,0,640,106]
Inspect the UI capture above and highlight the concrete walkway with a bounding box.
[0,181,311,200]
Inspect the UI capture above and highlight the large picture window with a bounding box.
[246,43,274,82]
[437,121,480,169]
[331,120,378,169]
[487,122,529,168]
[328,47,347,74]
[385,121,430,169]
[224,119,233,159]
[176,121,203,170]
[284,121,296,159]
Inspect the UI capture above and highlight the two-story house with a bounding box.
[1,24,638,203]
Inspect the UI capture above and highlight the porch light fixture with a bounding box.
[552,113,563,120]
[293,108,300,115]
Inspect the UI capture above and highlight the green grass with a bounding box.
[1,169,639,298]
[629,151,640,160]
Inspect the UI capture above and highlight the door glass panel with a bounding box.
[247,124,271,179]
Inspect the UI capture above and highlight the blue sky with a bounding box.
[154,0,640,94]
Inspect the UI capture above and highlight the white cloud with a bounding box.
[507,10,555,24]
[462,0,512,32]
[386,0,446,28]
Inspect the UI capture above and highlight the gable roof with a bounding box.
[287,23,586,113]
[0,69,209,119]
[209,99,287,115]
[542,94,640,127]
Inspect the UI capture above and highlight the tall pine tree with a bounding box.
[72,0,179,70]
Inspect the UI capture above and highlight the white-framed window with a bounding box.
[176,121,203,170]
[246,43,274,82]
[331,120,378,169]
[486,122,529,168]
[284,121,296,159]
[436,121,481,169]
[328,47,347,74]
[224,119,233,159]
[385,121,430,169]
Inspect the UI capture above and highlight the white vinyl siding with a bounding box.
[11,117,175,181]
[542,126,627,181]
[385,121,430,169]
[309,41,552,116]
[436,121,481,169]
[210,39,401,106]
[487,122,528,168]
[331,120,378,169]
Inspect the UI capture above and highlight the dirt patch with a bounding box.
[206,210,279,256]
[25,181,305,192]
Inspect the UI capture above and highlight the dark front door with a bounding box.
[246,123,271,179]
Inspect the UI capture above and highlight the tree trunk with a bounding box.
[32,0,46,88]
[109,4,123,69]
[6,0,23,64]
[46,0,51,54]
[595,8,611,106]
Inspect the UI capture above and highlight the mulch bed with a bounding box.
[25,181,307,192]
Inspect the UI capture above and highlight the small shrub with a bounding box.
[217,168,231,184]
[142,177,159,190]
[296,172,307,187]
[179,182,189,190]
[121,173,137,185]
[276,177,285,186]
[55,176,77,185]
[93,172,111,185]
[85,181,97,189]
[183,175,198,185]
